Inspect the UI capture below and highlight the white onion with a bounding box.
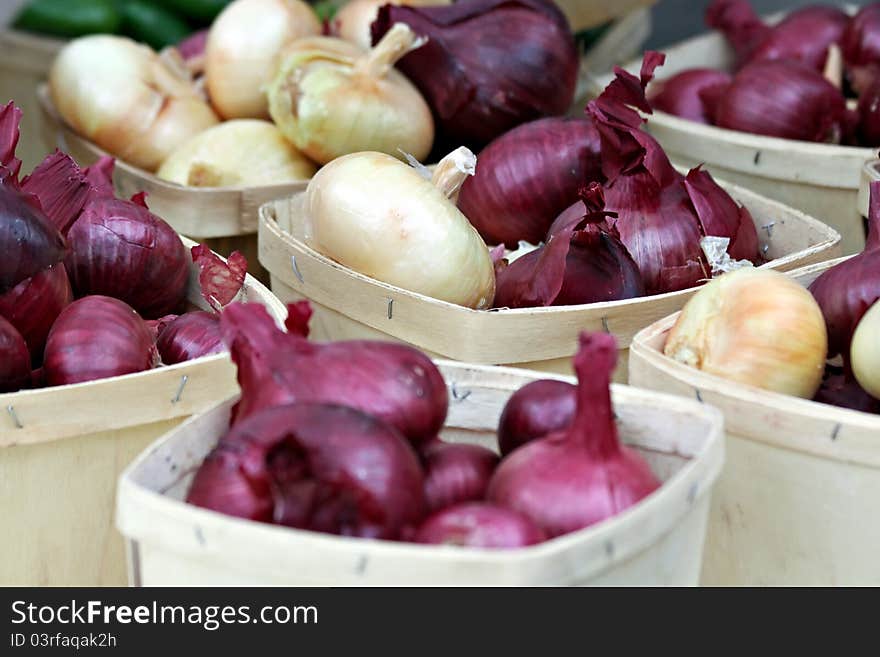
[301,149,495,309]
[205,0,321,120]
[157,119,317,187]
[331,0,452,50]
[851,301,880,399]
[49,35,219,172]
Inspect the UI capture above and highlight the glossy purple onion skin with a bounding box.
[458,117,603,247]
[414,503,546,548]
[0,314,31,392]
[43,295,157,386]
[497,379,576,457]
[188,403,426,540]
[858,76,880,146]
[65,195,188,319]
[843,4,880,94]
[488,333,660,538]
[371,0,579,150]
[713,60,849,143]
[649,69,733,124]
[0,263,71,362]
[221,302,449,444]
[420,439,499,512]
[157,311,224,365]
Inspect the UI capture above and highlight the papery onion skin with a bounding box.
[205,0,322,120]
[0,263,72,362]
[0,101,23,180]
[842,3,880,94]
[371,0,579,150]
[49,35,219,171]
[420,439,499,512]
[414,503,546,548]
[157,120,317,187]
[649,69,733,124]
[157,311,224,365]
[458,117,603,248]
[20,150,100,235]
[65,194,189,319]
[221,301,449,444]
[191,244,248,312]
[497,380,575,457]
[43,295,157,386]
[851,301,880,400]
[666,268,828,399]
[331,0,451,50]
[303,151,495,308]
[0,315,31,393]
[187,402,425,539]
[488,332,660,538]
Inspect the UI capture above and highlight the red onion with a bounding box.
[707,1,849,72]
[65,192,188,319]
[649,69,733,124]
[221,302,448,444]
[371,0,579,150]
[187,402,425,539]
[414,503,546,548]
[192,244,247,312]
[0,315,31,393]
[0,263,72,361]
[43,295,157,386]
[457,117,602,247]
[497,379,575,457]
[495,184,645,307]
[487,332,660,538]
[842,3,880,94]
[157,311,223,365]
[420,439,499,512]
[814,365,880,414]
[711,59,851,143]
[858,76,880,146]
[809,181,880,359]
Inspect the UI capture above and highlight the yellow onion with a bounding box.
[664,268,827,399]
[205,0,321,120]
[267,24,434,164]
[332,0,451,50]
[157,119,317,187]
[851,301,880,399]
[49,36,219,171]
[301,148,494,308]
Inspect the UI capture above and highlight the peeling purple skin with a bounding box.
[420,439,499,512]
[20,151,100,235]
[187,402,426,540]
[414,502,546,548]
[157,311,224,365]
[497,379,576,457]
[0,315,31,392]
[191,244,247,312]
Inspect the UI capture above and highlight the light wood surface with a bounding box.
[116,361,724,586]
[629,257,880,585]
[0,239,286,586]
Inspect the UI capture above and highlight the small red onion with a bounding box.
[705,0,770,67]
[458,117,603,247]
[649,69,733,124]
[0,263,72,361]
[187,403,425,540]
[814,365,880,414]
[0,315,31,392]
[488,332,660,538]
[858,75,880,146]
[157,311,223,365]
[414,503,546,548]
[420,439,499,512]
[43,295,157,386]
[65,192,188,319]
[497,379,575,457]
[842,3,880,94]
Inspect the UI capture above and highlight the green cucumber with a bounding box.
[119,0,191,50]
[13,0,121,39]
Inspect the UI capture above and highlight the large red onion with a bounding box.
[0,263,72,361]
[809,180,880,359]
[487,332,660,538]
[649,69,733,124]
[497,379,575,457]
[711,59,851,143]
[157,311,223,365]
[43,295,157,386]
[414,503,546,548]
[0,315,31,393]
[187,403,425,540]
[457,117,602,247]
[220,302,448,444]
[842,3,880,94]
[65,192,188,319]
[420,439,499,512]
[371,0,579,150]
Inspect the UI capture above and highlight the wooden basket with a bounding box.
[0,237,286,587]
[628,258,880,585]
[116,361,724,586]
[37,86,313,283]
[594,9,872,256]
[258,182,841,382]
